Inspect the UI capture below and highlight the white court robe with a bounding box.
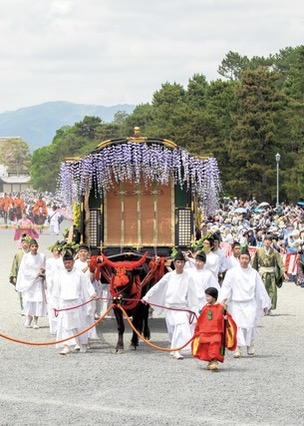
[220,264,271,347]
[188,267,220,314]
[74,258,98,339]
[226,255,240,269]
[204,252,220,279]
[16,252,47,317]
[45,257,63,334]
[142,270,198,353]
[53,266,96,348]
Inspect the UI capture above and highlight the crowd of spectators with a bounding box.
[199,197,304,251]
[197,197,304,286]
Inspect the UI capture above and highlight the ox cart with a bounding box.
[58,127,220,351]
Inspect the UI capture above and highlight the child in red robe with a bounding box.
[192,287,237,371]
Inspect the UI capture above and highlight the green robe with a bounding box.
[252,247,285,310]
[10,250,27,310]
[10,250,26,285]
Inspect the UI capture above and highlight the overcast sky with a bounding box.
[0,0,303,113]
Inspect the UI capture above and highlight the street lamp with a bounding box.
[275,153,281,208]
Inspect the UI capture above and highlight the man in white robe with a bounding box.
[142,251,198,360]
[74,244,99,341]
[53,252,96,355]
[202,238,221,280]
[45,242,63,334]
[226,241,241,269]
[213,235,229,275]
[187,252,220,314]
[220,248,271,358]
[48,205,60,236]
[16,239,47,329]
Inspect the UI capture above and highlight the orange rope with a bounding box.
[0,304,114,346]
[118,305,195,353]
[0,303,195,354]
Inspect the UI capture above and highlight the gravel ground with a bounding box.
[1,221,304,426]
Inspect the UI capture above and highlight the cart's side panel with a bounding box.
[103,179,175,248]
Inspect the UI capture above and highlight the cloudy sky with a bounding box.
[0,0,303,113]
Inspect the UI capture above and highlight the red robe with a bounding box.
[192,303,237,363]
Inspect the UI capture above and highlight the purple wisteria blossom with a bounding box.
[57,140,221,215]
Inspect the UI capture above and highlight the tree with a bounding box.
[273,46,304,201]
[0,138,31,175]
[217,51,250,81]
[186,74,208,108]
[124,103,156,137]
[202,79,240,193]
[113,111,129,126]
[150,82,187,139]
[227,67,286,201]
[30,145,60,192]
[152,82,185,107]
[218,51,272,81]
[30,125,83,192]
[74,116,102,139]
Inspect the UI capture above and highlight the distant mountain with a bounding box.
[0,101,136,152]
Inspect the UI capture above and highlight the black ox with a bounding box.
[90,252,166,353]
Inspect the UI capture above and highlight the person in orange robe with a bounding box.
[0,193,13,223]
[192,287,237,371]
[32,195,48,225]
[32,195,48,216]
[13,194,26,218]
[1,193,12,212]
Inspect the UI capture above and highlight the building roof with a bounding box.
[0,136,21,142]
[0,175,31,184]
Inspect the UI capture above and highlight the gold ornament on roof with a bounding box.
[134,127,140,138]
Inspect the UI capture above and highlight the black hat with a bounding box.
[205,287,218,300]
[78,244,89,252]
[63,245,76,257]
[240,247,251,257]
[63,251,74,261]
[174,250,185,261]
[196,252,206,263]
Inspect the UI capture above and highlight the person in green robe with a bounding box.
[252,234,288,314]
[9,234,30,314]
